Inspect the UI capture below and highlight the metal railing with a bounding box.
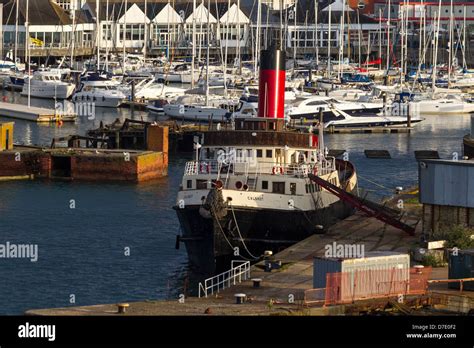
[428,277,474,292]
[184,159,336,179]
[198,260,251,298]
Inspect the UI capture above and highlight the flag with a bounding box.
[30,37,44,47]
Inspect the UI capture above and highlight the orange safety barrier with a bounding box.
[304,267,433,306]
[324,267,432,306]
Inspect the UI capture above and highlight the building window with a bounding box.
[266,149,273,158]
[196,180,207,190]
[262,181,268,190]
[132,25,142,40]
[187,180,192,189]
[256,149,263,158]
[52,32,61,45]
[290,183,297,195]
[272,182,285,194]
[44,32,52,46]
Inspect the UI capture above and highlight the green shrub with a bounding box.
[421,253,445,267]
[433,224,474,250]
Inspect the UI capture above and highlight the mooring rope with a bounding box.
[229,203,260,260]
[357,174,394,192]
[210,205,255,262]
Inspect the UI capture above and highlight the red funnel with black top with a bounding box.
[258,48,286,119]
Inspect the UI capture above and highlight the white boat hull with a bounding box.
[410,100,474,115]
[21,84,75,99]
[164,104,229,121]
[72,93,124,108]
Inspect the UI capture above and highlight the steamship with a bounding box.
[174,49,358,274]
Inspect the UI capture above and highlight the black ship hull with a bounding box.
[174,199,353,275]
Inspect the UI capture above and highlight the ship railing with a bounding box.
[184,160,222,176]
[198,260,251,298]
[184,160,336,179]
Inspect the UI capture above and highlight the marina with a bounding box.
[0,0,473,344]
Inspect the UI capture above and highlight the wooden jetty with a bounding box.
[0,102,76,123]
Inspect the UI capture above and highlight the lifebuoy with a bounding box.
[272,166,284,175]
[200,162,210,174]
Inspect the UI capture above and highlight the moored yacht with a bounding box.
[163,94,239,122]
[409,96,474,115]
[286,96,384,121]
[72,72,127,108]
[21,71,75,99]
[72,84,127,108]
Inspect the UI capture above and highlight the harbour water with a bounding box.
[0,93,470,314]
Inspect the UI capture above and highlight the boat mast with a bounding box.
[399,1,403,82]
[462,5,466,70]
[432,0,442,92]
[223,0,230,91]
[293,0,297,71]
[386,0,391,75]
[106,0,109,72]
[198,0,204,67]
[191,0,196,88]
[357,6,361,70]
[327,0,332,78]
[144,0,148,59]
[96,0,100,71]
[166,1,170,59]
[205,0,210,106]
[254,0,261,79]
[447,0,453,87]
[71,0,76,70]
[14,0,19,68]
[123,0,127,77]
[338,0,345,80]
[314,0,319,66]
[26,0,30,107]
[418,0,423,70]
[237,0,242,75]
[378,8,381,70]
[404,0,408,78]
